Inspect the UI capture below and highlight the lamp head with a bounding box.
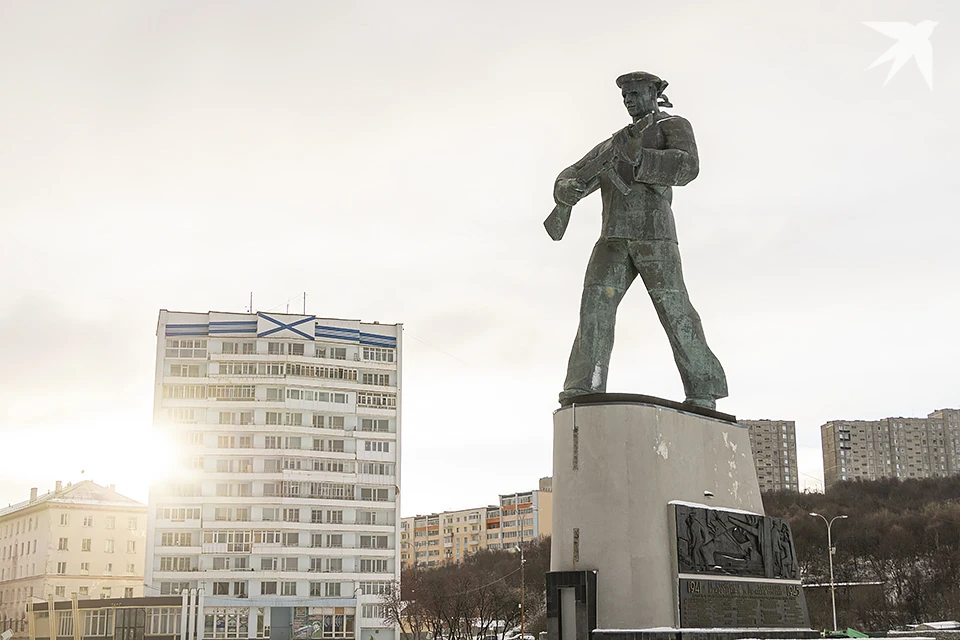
[809,512,821,517]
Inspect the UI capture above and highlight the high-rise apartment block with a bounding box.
[0,481,146,638]
[400,478,552,570]
[146,310,401,640]
[821,408,960,489]
[739,420,800,492]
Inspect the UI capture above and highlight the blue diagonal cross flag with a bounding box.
[257,313,316,340]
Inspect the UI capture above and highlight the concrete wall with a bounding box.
[551,402,763,630]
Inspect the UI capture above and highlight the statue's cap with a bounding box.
[616,71,668,94]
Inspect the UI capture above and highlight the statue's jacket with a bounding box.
[557,111,700,243]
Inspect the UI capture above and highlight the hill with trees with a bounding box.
[764,476,960,631]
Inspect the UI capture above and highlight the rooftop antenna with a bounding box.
[248,292,253,314]
[303,292,306,315]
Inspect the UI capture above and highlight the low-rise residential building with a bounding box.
[0,481,146,638]
[400,478,552,570]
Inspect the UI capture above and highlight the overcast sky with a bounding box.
[1,0,957,515]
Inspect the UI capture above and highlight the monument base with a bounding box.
[550,394,812,637]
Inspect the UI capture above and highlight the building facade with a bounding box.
[31,595,191,640]
[0,481,146,638]
[739,420,800,492]
[146,310,402,640]
[821,408,960,489]
[399,478,552,570]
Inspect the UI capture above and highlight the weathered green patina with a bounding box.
[547,72,727,409]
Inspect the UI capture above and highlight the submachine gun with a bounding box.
[543,116,675,241]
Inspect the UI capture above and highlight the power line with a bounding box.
[405,332,471,367]
[411,566,521,597]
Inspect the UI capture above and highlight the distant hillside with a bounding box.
[763,477,960,631]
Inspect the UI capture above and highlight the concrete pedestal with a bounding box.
[550,397,764,630]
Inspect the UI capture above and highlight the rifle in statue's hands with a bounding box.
[543,126,640,241]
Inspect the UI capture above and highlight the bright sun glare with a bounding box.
[17,416,180,503]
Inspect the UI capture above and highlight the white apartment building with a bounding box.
[0,481,146,638]
[145,310,401,640]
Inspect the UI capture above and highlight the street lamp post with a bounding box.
[516,534,525,640]
[809,512,848,632]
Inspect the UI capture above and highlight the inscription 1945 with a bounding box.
[679,578,808,628]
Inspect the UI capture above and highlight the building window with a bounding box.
[58,537,68,550]
[124,587,134,598]
[359,559,388,573]
[83,609,113,635]
[221,341,256,355]
[360,488,389,502]
[58,612,75,637]
[57,562,67,574]
[80,562,90,575]
[160,557,192,572]
[357,392,396,409]
[127,540,136,553]
[105,563,114,574]
[359,581,392,596]
[359,462,393,475]
[105,539,115,553]
[83,516,93,527]
[149,608,182,635]
[159,582,190,595]
[361,373,390,386]
[128,517,138,530]
[165,338,207,358]
[360,535,388,549]
[360,419,390,433]
[214,582,230,596]
[79,586,89,596]
[169,363,202,377]
[362,347,394,363]
[364,441,390,453]
[326,534,343,548]
[361,605,386,621]
[261,582,277,595]
[82,538,92,552]
[59,514,69,526]
[55,586,66,597]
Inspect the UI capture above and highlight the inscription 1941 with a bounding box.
[679,578,809,628]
